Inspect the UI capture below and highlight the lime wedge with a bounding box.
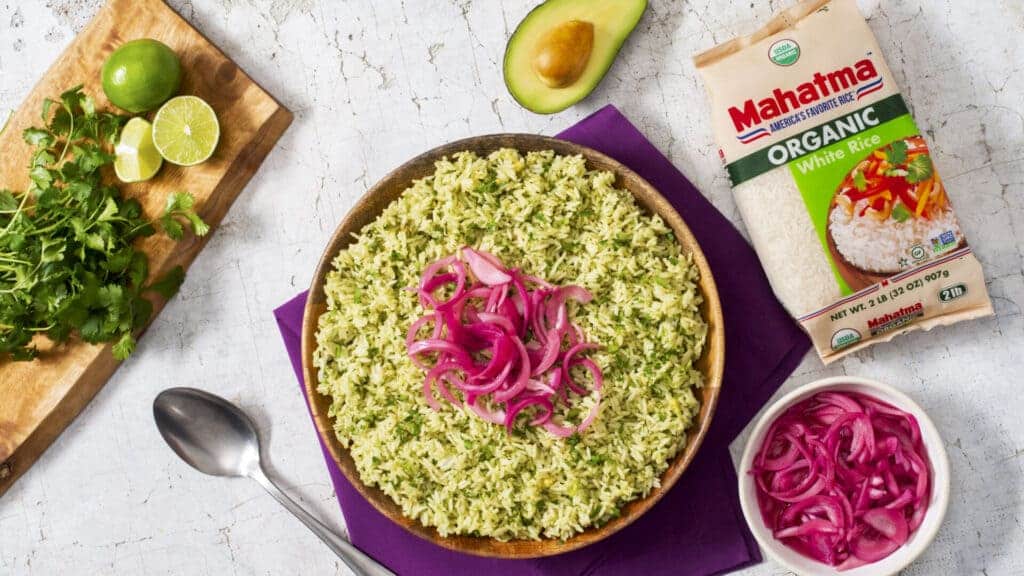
[152,96,220,166]
[114,117,163,182]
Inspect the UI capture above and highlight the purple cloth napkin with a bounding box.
[274,105,810,576]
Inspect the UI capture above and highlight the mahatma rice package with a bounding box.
[694,0,993,363]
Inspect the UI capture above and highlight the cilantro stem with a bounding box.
[1,190,30,234]
[23,215,73,237]
[125,218,165,236]
[56,111,74,165]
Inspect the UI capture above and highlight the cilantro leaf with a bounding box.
[160,215,184,240]
[104,247,134,274]
[0,190,18,211]
[853,170,867,191]
[891,203,911,222]
[80,94,96,116]
[97,196,119,221]
[165,192,194,212]
[79,314,105,342]
[128,252,149,288]
[30,165,54,187]
[23,127,54,147]
[111,333,136,361]
[185,213,210,237]
[131,296,153,330]
[60,85,85,113]
[41,98,55,122]
[160,192,209,239]
[906,154,934,184]
[146,266,186,299]
[888,140,908,166]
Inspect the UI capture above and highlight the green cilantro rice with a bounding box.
[314,149,707,540]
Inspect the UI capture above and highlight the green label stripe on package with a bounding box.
[726,95,910,186]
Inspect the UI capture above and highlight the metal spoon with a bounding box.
[153,387,394,576]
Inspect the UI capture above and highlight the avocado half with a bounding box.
[503,0,647,114]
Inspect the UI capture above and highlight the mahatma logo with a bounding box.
[769,39,801,66]
[867,302,924,336]
[730,58,881,142]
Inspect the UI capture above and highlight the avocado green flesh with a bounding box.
[504,0,647,114]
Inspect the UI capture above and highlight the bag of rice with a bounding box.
[694,0,993,363]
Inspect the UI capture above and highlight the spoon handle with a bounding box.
[250,467,395,576]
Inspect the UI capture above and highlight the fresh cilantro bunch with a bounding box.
[0,86,208,361]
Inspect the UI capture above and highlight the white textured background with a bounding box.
[0,0,1021,574]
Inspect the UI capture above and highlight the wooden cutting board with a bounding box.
[0,0,292,497]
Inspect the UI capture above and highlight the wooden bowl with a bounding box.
[301,134,725,558]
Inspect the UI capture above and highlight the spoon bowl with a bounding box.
[154,387,261,478]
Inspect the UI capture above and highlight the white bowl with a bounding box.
[738,376,950,576]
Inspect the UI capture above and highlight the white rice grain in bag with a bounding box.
[694,0,993,363]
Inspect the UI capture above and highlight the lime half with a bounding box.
[152,96,220,166]
[114,117,163,183]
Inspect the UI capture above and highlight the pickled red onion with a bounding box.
[752,390,931,570]
[408,247,603,437]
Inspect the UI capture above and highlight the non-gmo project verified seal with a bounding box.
[931,230,957,252]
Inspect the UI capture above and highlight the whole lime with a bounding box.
[101,39,182,113]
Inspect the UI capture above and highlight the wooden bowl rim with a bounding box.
[301,134,725,558]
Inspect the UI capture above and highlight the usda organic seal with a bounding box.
[769,39,801,66]
[831,328,861,350]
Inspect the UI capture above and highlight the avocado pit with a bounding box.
[532,20,594,88]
